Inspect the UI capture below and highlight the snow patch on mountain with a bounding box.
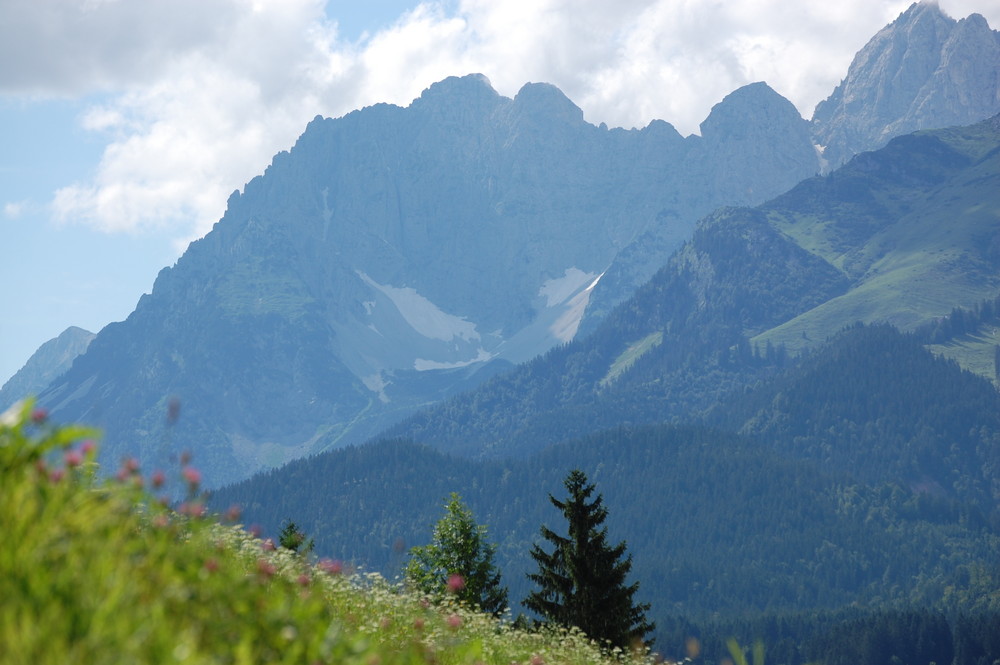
[549,271,603,342]
[358,272,480,343]
[414,348,495,371]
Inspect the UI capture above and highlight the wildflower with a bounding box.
[318,559,343,576]
[249,524,262,538]
[297,573,311,587]
[152,514,170,529]
[182,466,201,489]
[224,504,242,522]
[49,468,66,483]
[179,501,205,518]
[31,407,48,424]
[261,539,276,552]
[64,449,83,468]
[151,470,166,489]
[530,655,545,665]
[413,618,425,631]
[80,440,96,456]
[123,457,139,473]
[257,559,276,579]
[204,558,219,573]
[447,573,465,593]
[446,614,462,630]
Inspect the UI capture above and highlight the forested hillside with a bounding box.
[213,325,1000,658]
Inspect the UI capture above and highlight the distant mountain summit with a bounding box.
[812,1,1000,169]
[0,326,94,411]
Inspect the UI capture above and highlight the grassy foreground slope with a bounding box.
[0,400,651,665]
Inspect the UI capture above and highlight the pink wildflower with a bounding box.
[261,539,276,552]
[204,558,219,573]
[151,470,166,489]
[257,559,276,579]
[531,655,546,665]
[49,468,66,483]
[446,614,462,630]
[447,573,465,593]
[81,440,96,456]
[123,457,139,473]
[249,524,262,538]
[318,558,343,576]
[413,618,425,631]
[179,501,205,518]
[182,466,201,489]
[64,449,83,468]
[297,573,311,587]
[224,504,242,522]
[31,408,47,424]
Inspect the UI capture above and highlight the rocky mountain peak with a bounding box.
[700,81,809,143]
[512,81,586,125]
[812,2,1000,169]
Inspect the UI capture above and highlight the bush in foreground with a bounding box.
[0,400,656,665]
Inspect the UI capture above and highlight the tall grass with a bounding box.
[0,399,657,665]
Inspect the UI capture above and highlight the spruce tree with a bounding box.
[524,469,654,648]
[278,519,314,555]
[405,493,508,616]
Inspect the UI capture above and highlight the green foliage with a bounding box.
[0,400,652,665]
[525,470,654,649]
[405,493,508,616]
[726,638,765,665]
[278,519,314,555]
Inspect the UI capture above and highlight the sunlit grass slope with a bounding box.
[756,120,1000,365]
[0,400,652,665]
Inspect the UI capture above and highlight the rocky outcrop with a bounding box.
[812,2,1000,169]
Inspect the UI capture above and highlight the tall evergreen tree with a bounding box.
[524,469,654,648]
[405,493,508,616]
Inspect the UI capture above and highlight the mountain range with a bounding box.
[208,114,1000,653]
[6,2,999,493]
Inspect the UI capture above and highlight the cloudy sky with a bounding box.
[2,0,999,383]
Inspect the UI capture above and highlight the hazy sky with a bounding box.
[2,0,999,383]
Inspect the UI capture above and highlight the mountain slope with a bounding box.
[36,76,819,487]
[812,1,1000,169]
[757,114,1000,355]
[214,327,1000,635]
[384,115,1000,460]
[0,326,94,411]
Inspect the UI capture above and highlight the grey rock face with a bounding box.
[813,2,1000,169]
[580,82,819,334]
[38,75,819,487]
[0,327,94,411]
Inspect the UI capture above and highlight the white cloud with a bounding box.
[3,201,27,219]
[7,0,999,238]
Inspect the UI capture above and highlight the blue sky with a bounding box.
[2,0,999,384]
